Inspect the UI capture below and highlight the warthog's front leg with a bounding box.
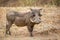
[27,25,34,37]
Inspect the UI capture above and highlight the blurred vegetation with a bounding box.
[0,0,60,6]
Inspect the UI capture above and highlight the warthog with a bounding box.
[6,8,42,36]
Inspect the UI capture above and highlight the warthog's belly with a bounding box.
[14,17,26,26]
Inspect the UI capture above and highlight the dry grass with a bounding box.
[0,0,60,7]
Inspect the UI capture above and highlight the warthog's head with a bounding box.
[30,8,42,24]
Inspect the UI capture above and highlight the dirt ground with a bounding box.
[0,7,60,40]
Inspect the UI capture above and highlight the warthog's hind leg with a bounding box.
[6,21,13,35]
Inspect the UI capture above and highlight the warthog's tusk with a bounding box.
[30,18,34,22]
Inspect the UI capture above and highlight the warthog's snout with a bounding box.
[30,19,41,24]
[30,16,41,24]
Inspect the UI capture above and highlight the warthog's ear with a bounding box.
[39,9,42,16]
